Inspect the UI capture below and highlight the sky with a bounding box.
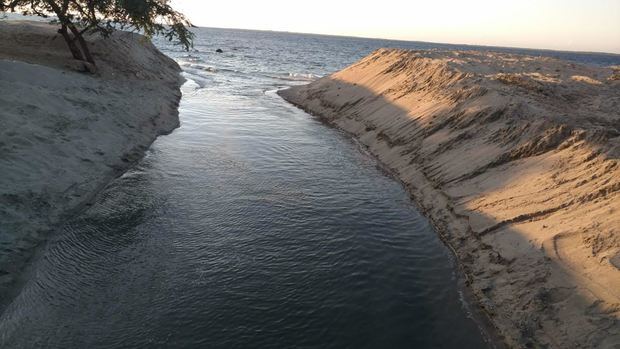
[170,0,620,54]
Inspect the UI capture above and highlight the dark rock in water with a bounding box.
[216,49,223,53]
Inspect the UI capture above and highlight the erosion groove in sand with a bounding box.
[0,21,183,306]
[279,48,620,348]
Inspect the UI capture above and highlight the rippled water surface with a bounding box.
[3,27,618,348]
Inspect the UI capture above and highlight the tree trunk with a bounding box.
[44,0,95,66]
[67,24,95,65]
[58,25,84,61]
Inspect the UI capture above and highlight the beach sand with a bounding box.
[0,21,183,306]
[279,49,620,348]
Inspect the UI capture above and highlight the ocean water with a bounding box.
[2,27,619,348]
[162,27,620,90]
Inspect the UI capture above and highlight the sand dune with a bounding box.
[0,21,183,306]
[279,49,620,348]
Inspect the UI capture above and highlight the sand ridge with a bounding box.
[279,48,620,348]
[0,21,183,308]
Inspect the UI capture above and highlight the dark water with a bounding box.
[2,27,618,348]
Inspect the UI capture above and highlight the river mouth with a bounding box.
[0,83,490,347]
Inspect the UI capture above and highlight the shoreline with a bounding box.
[278,48,620,347]
[284,95,507,349]
[357,134,507,349]
[0,122,179,314]
[0,21,183,311]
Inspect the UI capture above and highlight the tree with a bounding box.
[0,0,193,67]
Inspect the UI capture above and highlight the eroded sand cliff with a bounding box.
[279,49,620,348]
[0,21,183,305]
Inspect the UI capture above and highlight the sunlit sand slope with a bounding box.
[280,49,620,348]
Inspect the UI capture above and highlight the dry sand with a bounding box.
[279,49,620,348]
[0,21,183,306]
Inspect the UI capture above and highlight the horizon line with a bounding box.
[190,24,620,57]
[2,12,618,56]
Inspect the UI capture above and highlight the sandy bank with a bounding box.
[279,49,620,348]
[0,21,183,305]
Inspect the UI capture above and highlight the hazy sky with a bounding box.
[171,0,620,54]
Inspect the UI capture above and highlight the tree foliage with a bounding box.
[1,0,193,66]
